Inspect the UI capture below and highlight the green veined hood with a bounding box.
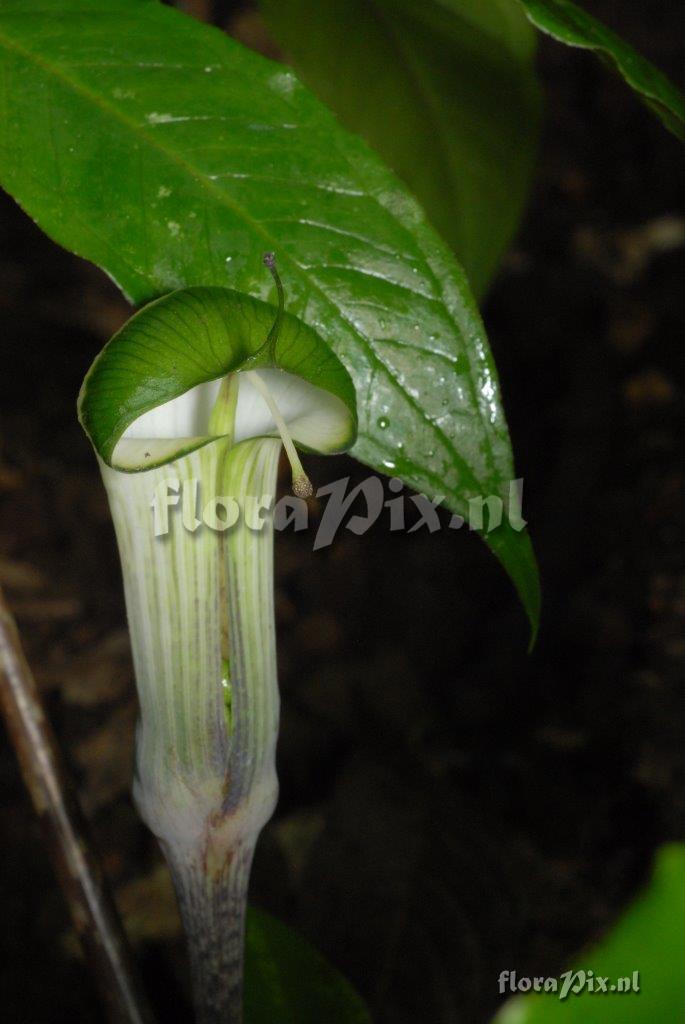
[78,274,357,473]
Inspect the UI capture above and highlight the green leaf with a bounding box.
[259,0,541,298]
[517,0,685,141]
[245,907,372,1024]
[78,284,357,470]
[492,843,685,1023]
[0,0,539,636]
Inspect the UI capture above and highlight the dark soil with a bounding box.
[0,2,683,1022]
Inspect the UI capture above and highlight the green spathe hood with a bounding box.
[78,281,357,472]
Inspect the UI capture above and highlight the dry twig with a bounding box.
[0,584,155,1024]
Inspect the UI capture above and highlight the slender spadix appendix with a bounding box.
[78,254,357,1024]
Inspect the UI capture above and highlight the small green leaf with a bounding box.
[245,907,372,1024]
[493,843,685,1022]
[260,0,541,297]
[0,0,540,635]
[517,0,685,140]
[78,285,357,469]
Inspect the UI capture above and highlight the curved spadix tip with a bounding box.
[292,475,314,500]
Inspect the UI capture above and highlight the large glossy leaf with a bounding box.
[492,843,685,1023]
[245,907,372,1024]
[259,0,541,298]
[0,0,539,635]
[517,0,685,141]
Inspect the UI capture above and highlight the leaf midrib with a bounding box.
[0,10,496,499]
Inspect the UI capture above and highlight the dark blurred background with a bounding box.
[0,2,683,1022]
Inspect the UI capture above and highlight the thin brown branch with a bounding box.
[0,584,156,1024]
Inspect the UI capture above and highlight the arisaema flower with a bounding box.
[78,255,356,1023]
